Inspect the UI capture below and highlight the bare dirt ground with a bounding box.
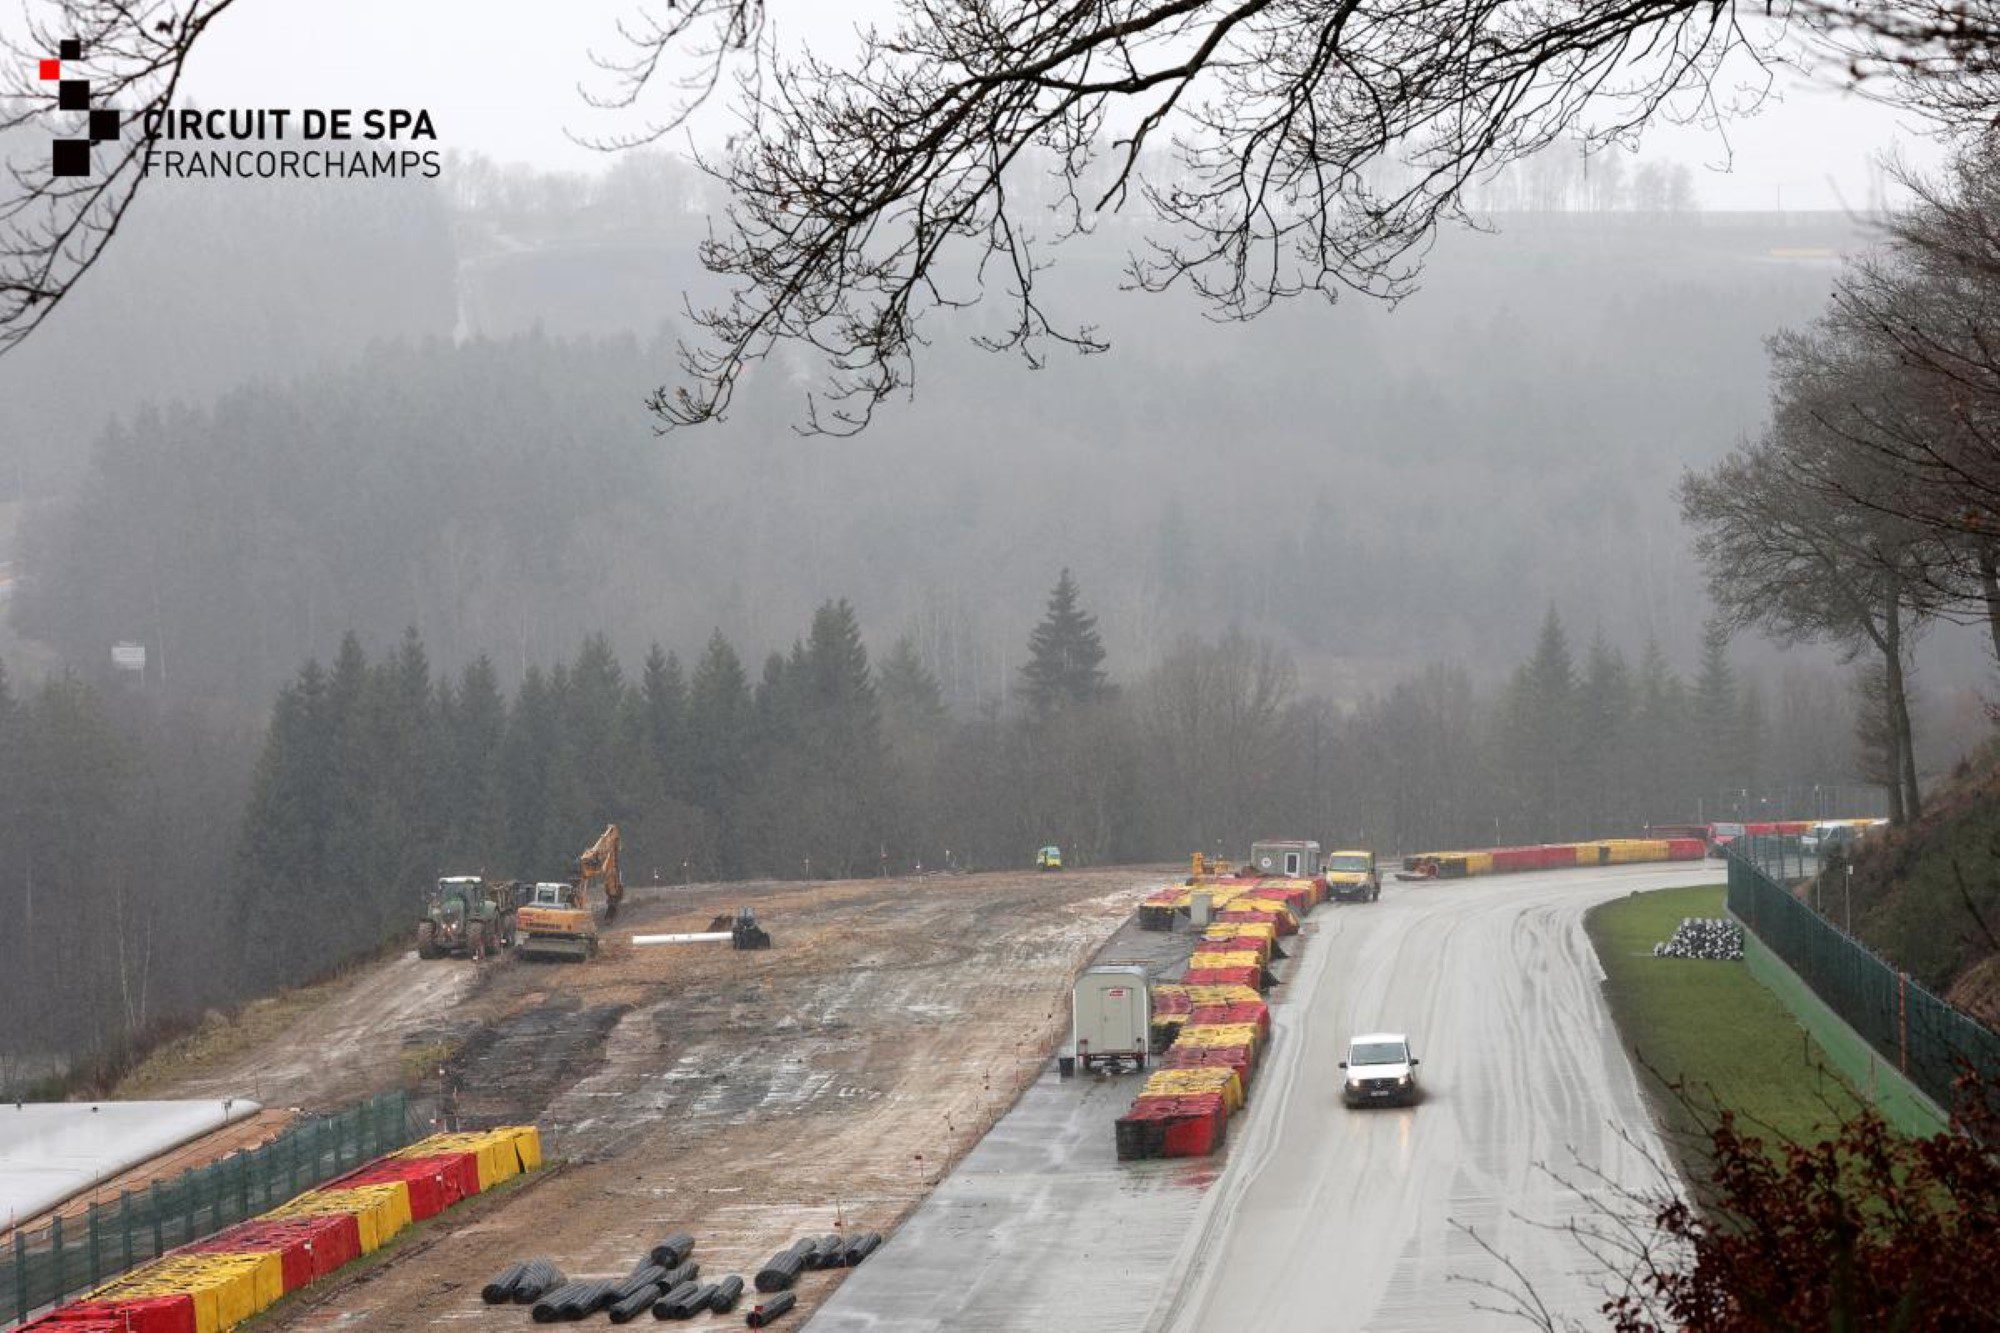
[117,867,1164,1329]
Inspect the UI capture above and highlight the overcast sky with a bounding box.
[173,0,1941,210]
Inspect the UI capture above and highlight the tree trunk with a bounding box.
[1882,589,1922,823]
[1980,540,2000,685]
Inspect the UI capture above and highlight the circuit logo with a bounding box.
[39,39,120,177]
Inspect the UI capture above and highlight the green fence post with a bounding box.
[49,1212,63,1306]
[14,1226,28,1324]
[120,1188,133,1271]
[86,1200,101,1289]
[149,1179,164,1257]
[1899,971,1910,1075]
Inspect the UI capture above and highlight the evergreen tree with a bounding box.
[236,660,335,981]
[687,632,752,873]
[1018,569,1110,714]
[640,644,689,801]
[878,634,947,738]
[1632,638,1692,820]
[500,665,559,875]
[1693,619,1741,809]
[1498,607,1578,838]
[1577,631,1634,831]
[447,656,507,867]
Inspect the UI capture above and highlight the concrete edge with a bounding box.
[1732,918,1947,1137]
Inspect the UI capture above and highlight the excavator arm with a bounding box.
[578,824,624,924]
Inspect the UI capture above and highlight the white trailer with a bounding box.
[1072,964,1151,1073]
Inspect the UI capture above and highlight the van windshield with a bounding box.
[1326,855,1370,873]
[1351,1042,1407,1066]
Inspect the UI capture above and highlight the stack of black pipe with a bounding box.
[841,1232,883,1267]
[745,1291,797,1327]
[707,1275,745,1313]
[754,1240,813,1292]
[530,1278,619,1322]
[604,1263,669,1323]
[648,1232,696,1268]
[484,1258,567,1304]
[653,1280,721,1319]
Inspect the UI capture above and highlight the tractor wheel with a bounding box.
[416,921,440,959]
[468,922,487,962]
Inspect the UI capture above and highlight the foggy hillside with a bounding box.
[0,155,1925,708]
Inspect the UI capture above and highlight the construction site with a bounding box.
[3,861,1164,1329]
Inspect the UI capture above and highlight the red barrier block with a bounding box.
[333,1152,476,1220]
[1666,838,1705,861]
[1161,1044,1254,1086]
[1187,1002,1270,1035]
[1246,886,1311,914]
[1127,1092,1230,1156]
[1150,989,1192,1017]
[44,1294,197,1333]
[1183,966,1263,991]
[1216,909,1294,936]
[187,1213,362,1289]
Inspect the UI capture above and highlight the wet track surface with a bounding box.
[816,862,1718,1331]
[1153,862,1717,1332]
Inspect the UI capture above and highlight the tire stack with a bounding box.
[1652,917,1744,961]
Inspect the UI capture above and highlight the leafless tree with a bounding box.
[1796,146,2000,674]
[10,0,2000,429]
[1682,334,1947,821]
[609,0,2000,431]
[0,0,240,352]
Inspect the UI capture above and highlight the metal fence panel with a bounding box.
[0,1090,412,1326]
[1728,843,2000,1113]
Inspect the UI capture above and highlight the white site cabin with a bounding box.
[1072,963,1151,1073]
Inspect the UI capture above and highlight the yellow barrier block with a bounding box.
[1188,950,1261,972]
[1182,984,1263,1006]
[101,1252,280,1330]
[501,1125,543,1171]
[265,1181,413,1252]
[1173,1023,1261,1051]
[1606,839,1670,864]
[1140,1066,1244,1111]
[1204,921,1275,944]
[93,1262,224,1333]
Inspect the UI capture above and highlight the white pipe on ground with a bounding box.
[630,932,734,946]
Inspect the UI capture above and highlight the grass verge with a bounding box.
[1587,884,1867,1165]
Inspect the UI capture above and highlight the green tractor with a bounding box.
[417,876,518,961]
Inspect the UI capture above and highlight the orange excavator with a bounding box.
[580,823,625,923]
[515,824,625,962]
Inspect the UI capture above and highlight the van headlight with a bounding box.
[1396,1074,1412,1086]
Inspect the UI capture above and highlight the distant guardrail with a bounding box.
[1726,840,2000,1117]
[2,1091,411,1327]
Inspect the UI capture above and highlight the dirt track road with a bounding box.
[121,867,1162,1329]
[1150,863,1716,1332]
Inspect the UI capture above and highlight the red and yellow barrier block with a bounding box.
[33,1126,545,1332]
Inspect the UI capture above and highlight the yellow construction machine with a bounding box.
[515,824,625,962]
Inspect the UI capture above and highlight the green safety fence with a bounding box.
[1727,840,2000,1116]
[3,1090,412,1327]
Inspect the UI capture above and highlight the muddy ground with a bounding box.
[117,867,1164,1328]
